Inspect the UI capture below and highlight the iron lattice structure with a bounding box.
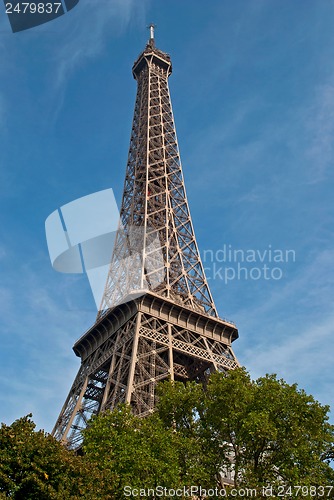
[52,33,239,448]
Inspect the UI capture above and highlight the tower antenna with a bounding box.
[147,23,156,45]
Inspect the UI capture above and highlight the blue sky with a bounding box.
[1,0,334,432]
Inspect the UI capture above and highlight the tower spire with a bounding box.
[149,23,155,41]
[147,23,155,47]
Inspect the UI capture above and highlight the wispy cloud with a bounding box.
[0,93,6,129]
[0,252,94,431]
[305,82,334,183]
[234,248,334,409]
[0,247,6,261]
[42,0,150,126]
[242,312,334,410]
[53,0,150,87]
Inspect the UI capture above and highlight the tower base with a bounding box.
[52,292,239,448]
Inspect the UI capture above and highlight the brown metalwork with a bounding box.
[52,34,239,448]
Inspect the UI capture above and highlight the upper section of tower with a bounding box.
[132,26,172,79]
[99,27,220,319]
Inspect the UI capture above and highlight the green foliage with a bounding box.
[204,369,334,489]
[83,370,334,496]
[82,404,181,497]
[1,370,334,498]
[156,380,218,487]
[0,414,101,499]
[82,386,215,497]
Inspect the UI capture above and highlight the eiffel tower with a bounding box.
[52,27,239,448]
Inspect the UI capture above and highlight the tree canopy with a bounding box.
[203,369,334,488]
[0,414,101,499]
[1,369,334,499]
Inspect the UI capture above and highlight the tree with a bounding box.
[2,370,333,498]
[0,414,101,499]
[82,404,180,498]
[82,391,218,497]
[203,368,334,490]
[156,380,219,488]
